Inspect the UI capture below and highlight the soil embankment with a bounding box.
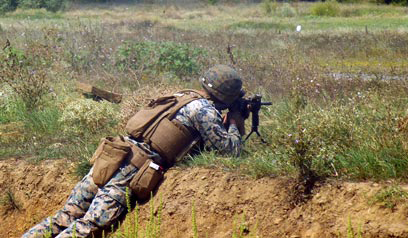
[1,159,408,238]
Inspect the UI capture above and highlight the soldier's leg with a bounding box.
[56,162,138,238]
[22,168,99,238]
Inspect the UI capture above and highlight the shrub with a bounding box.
[0,84,16,123]
[277,100,357,179]
[279,3,296,18]
[0,0,18,14]
[0,45,50,111]
[257,85,408,181]
[261,0,277,15]
[375,0,408,5]
[59,98,119,136]
[75,158,92,178]
[0,189,20,211]
[1,0,66,13]
[19,0,68,12]
[310,0,340,17]
[370,185,408,209]
[116,41,207,78]
[43,0,68,12]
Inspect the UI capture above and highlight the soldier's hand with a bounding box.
[222,114,229,129]
[227,111,246,136]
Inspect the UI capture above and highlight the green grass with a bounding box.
[302,16,408,31]
[223,16,408,34]
[0,87,113,162]
[114,195,259,238]
[2,3,408,237]
[111,192,163,238]
[369,185,408,209]
[343,216,363,238]
[1,2,408,182]
[2,8,63,19]
[228,21,294,31]
[0,189,20,211]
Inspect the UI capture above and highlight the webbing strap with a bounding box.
[142,90,206,144]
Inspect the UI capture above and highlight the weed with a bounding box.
[261,0,277,15]
[232,213,250,238]
[192,200,198,238]
[0,189,19,211]
[343,216,363,238]
[310,0,341,17]
[116,41,207,79]
[279,3,296,18]
[370,185,408,209]
[112,191,163,237]
[1,1,408,183]
[2,0,67,13]
[0,44,51,111]
[75,158,92,178]
[59,98,119,136]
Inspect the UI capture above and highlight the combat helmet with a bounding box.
[200,65,243,105]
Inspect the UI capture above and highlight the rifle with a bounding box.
[229,94,272,143]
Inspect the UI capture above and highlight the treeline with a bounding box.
[1,0,67,13]
[0,0,407,15]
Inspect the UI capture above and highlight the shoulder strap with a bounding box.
[177,89,211,100]
[167,89,208,118]
[142,90,206,143]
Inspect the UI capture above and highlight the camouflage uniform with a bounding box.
[22,96,241,238]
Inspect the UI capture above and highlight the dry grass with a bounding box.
[2,2,408,181]
[119,83,184,127]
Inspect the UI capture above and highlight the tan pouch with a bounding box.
[92,136,131,187]
[149,118,193,166]
[129,158,163,201]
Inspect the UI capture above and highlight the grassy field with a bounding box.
[1,2,408,183]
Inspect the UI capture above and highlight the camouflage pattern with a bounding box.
[201,64,243,105]
[175,98,242,157]
[22,162,139,238]
[22,90,242,238]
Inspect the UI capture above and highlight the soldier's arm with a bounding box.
[192,105,242,157]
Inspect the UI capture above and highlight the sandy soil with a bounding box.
[1,159,408,238]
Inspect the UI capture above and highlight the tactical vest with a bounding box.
[125,89,208,168]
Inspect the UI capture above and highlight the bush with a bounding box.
[0,0,18,14]
[370,185,408,209]
[261,0,277,15]
[0,0,66,13]
[59,98,119,136]
[275,99,357,179]
[310,0,340,17]
[116,41,207,78]
[0,45,50,111]
[0,84,16,123]
[375,0,408,5]
[261,1,296,17]
[19,0,67,12]
[257,86,408,180]
[279,3,296,18]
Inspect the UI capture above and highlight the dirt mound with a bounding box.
[1,159,408,237]
[0,159,77,237]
